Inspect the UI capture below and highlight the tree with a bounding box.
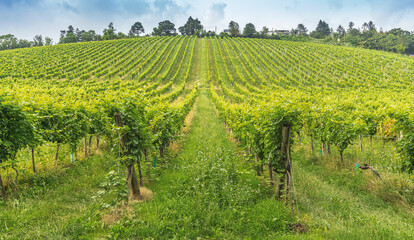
[153,20,176,36]
[346,28,362,46]
[337,25,345,39]
[243,23,256,38]
[67,25,74,34]
[103,22,117,40]
[0,34,19,50]
[33,35,43,46]
[81,30,97,42]
[348,22,354,31]
[361,21,377,39]
[60,30,66,40]
[152,27,161,36]
[118,32,127,39]
[178,16,203,35]
[228,21,240,36]
[108,22,115,31]
[367,21,376,32]
[362,22,369,32]
[296,24,308,36]
[76,28,85,42]
[129,22,144,37]
[261,27,269,37]
[45,37,53,45]
[310,20,331,39]
[60,32,77,43]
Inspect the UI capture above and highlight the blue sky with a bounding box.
[0,0,413,43]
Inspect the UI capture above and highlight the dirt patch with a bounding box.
[293,221,308,234]
[94,149,103,156]
[101,187,153,225]
[169,99,198,154]
[140,187,153,202]
[101,205,125,226]
[182,99,198,134]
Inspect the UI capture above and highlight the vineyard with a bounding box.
[1,36,414,238]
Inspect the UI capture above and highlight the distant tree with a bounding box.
[95,34,102,41]
[368,21,377,32]
[310,20,331,39]
[75,28,85,42]
[19,39,31,48]
[205,30,216,37]
[33,35,43,46]
[152,27,161,36]
[348,22,354,31]
[45,37,53,45]
[118,32,127,38]
[0,34,19,50]
[178,16,203,35]
[346,27,362,46]
[261,27,269,37]
[153,20,176,36]
[60,32,77,43]
[129,22,145,37]
[219,32,229,38]
[228,21,240,36]
[81,30,96,42]
[103,22,117,40]
[243,23,256,38]
[296,24,308,36]
[388,28,410,36]
[108,22,115,31]
[67,25,75,34]
[361,21,377,39]
[60,30,66,40]
[362,22,369,32]
[337,25,345,39]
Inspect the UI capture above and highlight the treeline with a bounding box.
[0,34,53,51]
[223,20,414,55]
[1,17,413,55]
[59,22,144,43]
[305,20,414,54]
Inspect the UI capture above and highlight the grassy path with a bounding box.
[110,38,297,239]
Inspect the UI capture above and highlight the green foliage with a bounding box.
[153,20,176,36]
[243,23,256,38]
[178,16,203,36]
[310,20,331,39]
[111,96,150,160]
[228,21,240,36]
[93,170,128,207]
[129,22,144,37]
[0,97,34,164]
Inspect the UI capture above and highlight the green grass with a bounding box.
[292,146,414,239]
[0,154,114,239]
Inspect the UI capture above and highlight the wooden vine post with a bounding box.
[31,148,36,173]
[0,171,5,198]
[114,113,142,201]
[276,125,292,207]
